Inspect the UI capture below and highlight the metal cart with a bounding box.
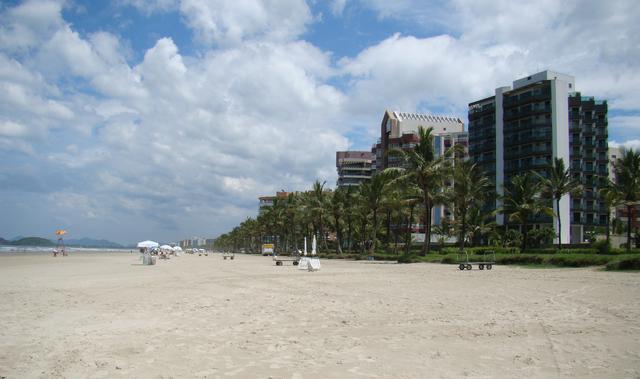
[273,251,300,266]
[223,251,234,260]
[456,250,495,270]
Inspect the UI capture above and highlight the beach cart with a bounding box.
[273,251,300,266]
[223,251,235,260]
[456,250,495,270]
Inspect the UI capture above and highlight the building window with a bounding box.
[573,212,581,223]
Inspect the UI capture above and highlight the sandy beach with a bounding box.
[0,253,639,378]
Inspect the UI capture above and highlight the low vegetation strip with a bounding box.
[318,248,640,270]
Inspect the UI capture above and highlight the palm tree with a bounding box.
[386,126,454,254]
[402,185,422,255]
[448,159,492,251]
[432,220,452,250]
[599,181,621,244]
[358,172,390,254]
[381,185,409,254]
[329,187,347,254]
[467,207,497,246]
[342,186,357,251]
[612,149,640,251]
[308,180,329,250]
[501,172,553,251]
[536,157,582,249]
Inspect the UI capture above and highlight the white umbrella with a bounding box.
[303,237,307,256]
[160,244,172,250]
[311,235,317,256]
[172,246,183,252]
[137,240,159,249]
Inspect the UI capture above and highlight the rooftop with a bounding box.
[393,111,463,124]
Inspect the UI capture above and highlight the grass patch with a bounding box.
[320,247,640,270]
[605,256,640,271]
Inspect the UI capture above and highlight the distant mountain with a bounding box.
[65,238,124,248]
[10,235,25,241]
[0,237,9,245]
[12,237,55,246]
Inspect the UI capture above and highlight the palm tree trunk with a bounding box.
[606,207,610,243]
[385,210,391,246]
[522,222,528,251]
[360,216,367,255]
[406,204,415,255]
[627,205,632,251]
[319,215,327,251]
[335,215,343,255]
[371,208,378,254]
[346,215,353,252]
[394,215,400,255]
[422,198,432,255]
[421,204,428,255]
[427,205,433,254]
[459,210,466,252]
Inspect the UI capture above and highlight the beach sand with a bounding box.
[0,253,639,378]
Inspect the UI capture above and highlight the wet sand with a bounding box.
[0,253,639,378]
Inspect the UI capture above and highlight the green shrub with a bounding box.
[440,256,456,264]
[606,256,640,270]
[564,248,598,255]
[441,246,519,255]
[397,254,422,264]
[611,248,640,255]
[592,240,611,255]
[496,255,545,265]
[521,248,557,255]
[547,255,609,267]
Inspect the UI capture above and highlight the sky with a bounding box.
[1,0,639,245]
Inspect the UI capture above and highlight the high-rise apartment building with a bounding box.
[376,110,468,237]
[336,151,375,187]
[468,70,608,243]
[258,191,290,214]
[378,110,466,171]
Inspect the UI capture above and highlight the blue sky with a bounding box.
[1,0,639,244]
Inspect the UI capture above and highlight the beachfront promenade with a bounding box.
[0,253,639,378]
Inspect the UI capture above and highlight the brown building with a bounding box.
[336,151,375,187]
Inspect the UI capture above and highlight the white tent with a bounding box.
[308,234,320,271]
[137,240,159,249]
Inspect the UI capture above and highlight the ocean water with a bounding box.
[0,245,133,255]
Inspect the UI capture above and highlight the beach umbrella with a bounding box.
[172,246,183,252]
[311,235,317,256]
[137,240,159,249]
[304,237,307,256]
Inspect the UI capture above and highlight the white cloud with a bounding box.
[118,0,179,15]
[1,0,639,243]
[0,0,64,51]
[339,33,508,120]
[47,147,112,169]
[338,0,640,141]
[330,0,348,16]
[0,120,29,137]
[179,0,313,46]
[609,140,640,152]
